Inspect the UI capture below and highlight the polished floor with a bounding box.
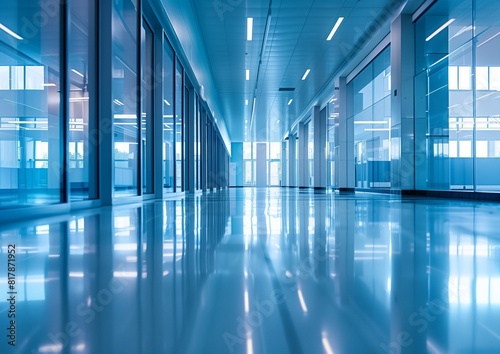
[1,188,500,354]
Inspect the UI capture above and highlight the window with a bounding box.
[459,140,472,158]
[476,141,488,157]
[459,66,472,90]
[476,66,489,90]
[69,142,85,168]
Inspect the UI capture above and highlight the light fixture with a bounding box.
[288,99,293,105]
[71,69,85,78]
[113,99,124,106]
[245,99,249,106]
[426,19,455,42]
[354,120,388,125]
[302,69,311,81]
[277,120,280,123]
[164,99,171,106]
[43,83,56,87]
[0,23,23,40]
[247,18,253,41]
[246,69,250,81]
[327,17,344,41]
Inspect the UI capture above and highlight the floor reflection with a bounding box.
[1,189,500,353]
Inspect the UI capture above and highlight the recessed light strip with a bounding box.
[426,18,455,42]
[0,23,23,40]
[247,18,253,41]
[302,69,311,81]
[246,69,250,81]
[327,17,344,41]
[288,99,293,106]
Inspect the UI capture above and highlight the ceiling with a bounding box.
[190,0,414,142]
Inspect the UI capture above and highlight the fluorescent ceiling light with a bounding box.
[0,23,23,40]
[354,120,388,125]
[426,19,455,42]
[69,97,89,102]
[43,83,56,87]
[113,99,124,106]
[364,128,391,132]
[245,99,249,106]
[327,17,344,41]
[246,69,250,81]
[302,69,311,81]
[247,18,253,41]
[164,99,171,106]
[71,69,84,78]
[288,99,293,105]
[277,120,280,123]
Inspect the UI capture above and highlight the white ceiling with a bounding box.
[190,0,418,142]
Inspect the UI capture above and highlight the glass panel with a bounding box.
[327,96,337,188]
[415,0,473,191]
[141,21,154,195]
[0,2,62,207]
[69,0,97,201]
[113,0,139,196]
[351,46,391,189]
[476,0,500,191]
[308,120,314,187]
[163,39,175,193]
[175,60,183,191]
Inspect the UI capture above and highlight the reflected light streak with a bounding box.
[297,289,308,313]
[247,337,254,354]
[322,332,335,354]
[244,289,250,313]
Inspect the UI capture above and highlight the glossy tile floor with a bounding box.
[1,188,500,354]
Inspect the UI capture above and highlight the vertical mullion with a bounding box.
[137,0,143,196]
[61,0,70,204]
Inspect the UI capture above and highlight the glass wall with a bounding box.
[163,39,175,193]
[243,142,255,186]
[0,0,238,214]
[326,97,337,188]
[0,2,63,207]
[416,0,500,192]
[175,60,183,191]
[69,0,97,201]
[307,120,314,187]
[112,0,139,197]
[348,46,391,189]
[268,142,281,186]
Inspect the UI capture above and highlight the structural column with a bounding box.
[298,122,308,188]
[313,105,327,189]
[288,135,297,187]
[391,14,415,190]
[187,88,196,193]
